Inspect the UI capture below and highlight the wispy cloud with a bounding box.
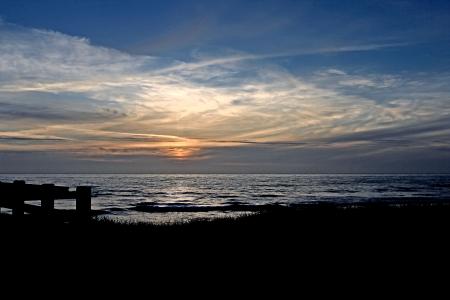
[156,42,409,74]
[1,21,449,163]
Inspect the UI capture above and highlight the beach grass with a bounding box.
[2,200,450,270]
[2,200,450,239]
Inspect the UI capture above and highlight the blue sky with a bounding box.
[0,0,450,173]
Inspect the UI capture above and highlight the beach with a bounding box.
[2,197,450,284]
[2,174,450,266]
[2,200,449,248]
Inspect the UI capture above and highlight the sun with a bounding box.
[163,147,200,159]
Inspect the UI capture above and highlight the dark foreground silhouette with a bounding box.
[2,201,450,251]
[2,201,450,287]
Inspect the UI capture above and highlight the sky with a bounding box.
[0,0,450,173]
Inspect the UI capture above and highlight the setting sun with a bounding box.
[162,147,200,159]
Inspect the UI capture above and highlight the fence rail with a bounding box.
[0,180,91,219]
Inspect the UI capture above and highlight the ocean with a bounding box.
[1,174,449,223]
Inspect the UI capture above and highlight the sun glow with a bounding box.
[163,147,200,159]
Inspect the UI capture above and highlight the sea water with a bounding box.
[1,174,449,223]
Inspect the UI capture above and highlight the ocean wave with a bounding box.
[132,202,278,212]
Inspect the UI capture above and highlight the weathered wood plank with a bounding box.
[76,186,91,218]
[11,180,25,216]
[0,182,75,200]
[0,180,92,219]
[41,183,55,215]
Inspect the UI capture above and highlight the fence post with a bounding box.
[12,180,25,216]
[76,186,91,219]
[41,184,55,215]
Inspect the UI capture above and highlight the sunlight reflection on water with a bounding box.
[1,174,449,223]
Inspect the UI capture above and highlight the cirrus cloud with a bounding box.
[0,21,449,170]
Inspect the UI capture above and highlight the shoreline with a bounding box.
[2,199,450,263]
[2,198,450,235]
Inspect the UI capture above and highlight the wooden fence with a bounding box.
[0,180,91,219]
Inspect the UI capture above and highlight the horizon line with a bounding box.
[1,172,449,175]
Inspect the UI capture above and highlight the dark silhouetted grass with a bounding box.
[2,200,450,261]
